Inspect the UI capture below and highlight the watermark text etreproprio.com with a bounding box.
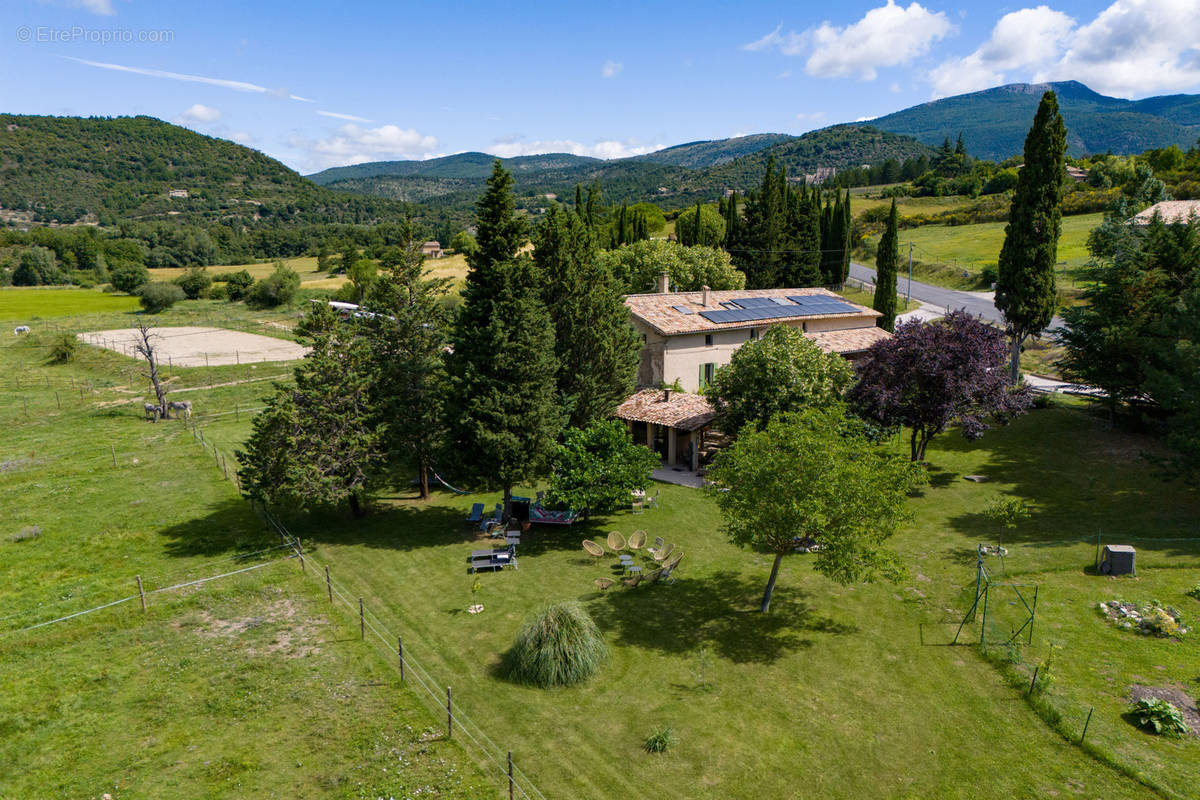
[16,25,175,44]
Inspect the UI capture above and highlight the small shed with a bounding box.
[421,240,444,258]
[1099,544,1136,576]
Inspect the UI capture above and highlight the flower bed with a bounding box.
[1099,600,1189,637]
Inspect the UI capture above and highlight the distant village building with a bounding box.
[167,188,189,199]
[1130,200,1200,225]
[804,166,837,185]
[722,188,735,198]
[1065,166,1089,182]
[421,240,444,258]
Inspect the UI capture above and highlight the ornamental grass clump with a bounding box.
[643,726,678,753]
[506,601,607,688]
[1132,698,1189,738]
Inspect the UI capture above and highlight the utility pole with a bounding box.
[906,242,914,306]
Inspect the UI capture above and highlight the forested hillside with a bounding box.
[873,81,1200,161]
[0,114,410,226]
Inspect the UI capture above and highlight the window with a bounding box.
[699,362,717,390]
[704,334,713,347]
[802,322,807,332]
[749,328,758,341]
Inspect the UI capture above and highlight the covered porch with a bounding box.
[614,388,716,474]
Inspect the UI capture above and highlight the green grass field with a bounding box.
[0,286,141,318]
[4,292,1199,799]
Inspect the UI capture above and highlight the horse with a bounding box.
[143,403,161,422]
[13,326,29,335]
[167,400,192,420]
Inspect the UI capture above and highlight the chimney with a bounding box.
[656,272,670,294]
[701,285,711,307]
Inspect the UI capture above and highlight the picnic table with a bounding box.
[470,547,516,572]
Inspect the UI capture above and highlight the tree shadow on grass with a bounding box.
[156,497,278,559]
[588,570,857,665]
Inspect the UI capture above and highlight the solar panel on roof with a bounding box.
[785,295,858,314]
[672,305,695,315]
[730,296,781,309]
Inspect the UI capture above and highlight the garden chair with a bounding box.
[594,577,614,591]
[648,536,665,556]
[646,489,660,510]
[465,503,484,524]
[645,568,664,584]
[654,542,674,563]
[628,530,647,550]
[622,573,644,588]
[607,530,627,551]
[662,553,683,584]
[582,540,605,557]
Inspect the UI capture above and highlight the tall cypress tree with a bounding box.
[447,162,563,511]
[535,207,641,428]
[735,157,786,288]
[996,90,1067,382]
[574,184,584,219]
[873,199,899,332]
[840,189,852,286]
[725,191,738,246]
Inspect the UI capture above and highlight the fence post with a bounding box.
[325,565,333,603]
[508,751,514,800]
[55,391,60,409]
[398,636,404,682]
[136,575,146,611]
[1028,666,1039,696]
[1080,707,1094,744]
[359,599,365,640]
[447,687,453,739]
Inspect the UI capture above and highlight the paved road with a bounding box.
[849,261,1064,331]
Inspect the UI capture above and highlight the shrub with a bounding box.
[505,601,607,688]
[221,269,255,301]
[47,333,78,364]
[110,262,150,294]
[207,283,228,301]
[173,266,213,299]
[137,282,185,313]
[1132,698,1189,737]
[248,262,301,308]
[1186,584,1200,601]
[980,265,998,286]
[12,246,67,286]
[643,726,678,753]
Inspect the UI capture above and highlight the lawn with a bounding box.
[0,331,491,798]
[0,286,140,318]
[5,304,1199,799]
[871,213,1103,292]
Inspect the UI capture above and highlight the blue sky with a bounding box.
[3,0,1198,173]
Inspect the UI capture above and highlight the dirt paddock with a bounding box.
[78,327,309,367]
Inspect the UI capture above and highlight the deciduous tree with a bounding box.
[850,312,1032,461]
[708,407,925,612]
[547,420,659,517]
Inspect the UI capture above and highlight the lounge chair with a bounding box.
[465,503,484,524]
[645,568,664,584]
[661,554,682,584]
[607,530,626,551]
[582,540,605,557]
[654,542,674,563]
[622,573,644,588]
[594,577,614,591]
[648,536,665,556]
[628,530,647,550]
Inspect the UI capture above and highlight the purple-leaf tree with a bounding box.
[849,311,1033,461]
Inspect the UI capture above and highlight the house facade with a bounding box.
[421,240,444,258]
[624,282,889,393]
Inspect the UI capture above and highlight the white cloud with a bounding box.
[486,138,663,160]
[318,110,375,123]
[173,103,222,125]
[294,123,439,170]
[929,0,1200,99]
[795,111,826,122]
[601,60,623,78]
[1039,0,1200,97]
[62,57,316,102]
[930,6,1074,97]
[746,3,953,80]
[806,1,954,80]
[40,0,115,15]
[228,131,255,145]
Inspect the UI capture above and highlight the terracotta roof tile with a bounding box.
[614,389,715,431]
[806,325,891,354]
[625,287,880,336]
[1131,200,1200,225]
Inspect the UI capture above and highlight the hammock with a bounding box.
[432,470,471,495]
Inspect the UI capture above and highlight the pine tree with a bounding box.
[535,207,641,428]
[362,233,450,500]
[873,199,899,331]
[724,191,738,246]
[692,200,702,246]
[574,184,584,219]
[996,90,1067,382]
[446,162,563,511]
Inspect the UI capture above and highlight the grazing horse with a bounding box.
[167,400,193,420]
[143,403,161,422]
[13,326,30,335]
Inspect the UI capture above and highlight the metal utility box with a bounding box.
[1099,544,1136,576]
